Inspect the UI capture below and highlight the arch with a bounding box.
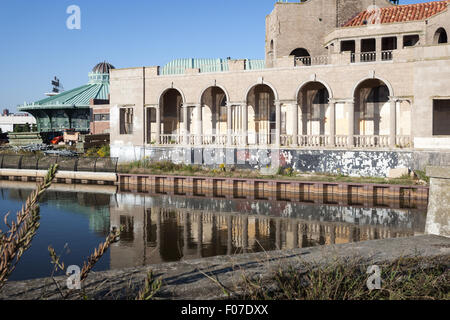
[200,86,229,136]
[297,81,332,136]
[198,84,230,104]
[353,78,391,137]
[160,88,185,135]
[246,83,278,145]
[434,27,448,44]
[290,48,310,58]
[244,81,279,102]
[295,79,333,101]
[157,87,186,105]
[351,76,394,98]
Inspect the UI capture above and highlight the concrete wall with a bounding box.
[111,145,450,178]
[426,166,450,237]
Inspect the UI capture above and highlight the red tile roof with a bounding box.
[343,1,448,27]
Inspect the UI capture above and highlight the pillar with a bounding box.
[275,100,281,147]
[376,37,382,61]
[348,99,355,148]
[292,102,299,147]
[389,97,398,149]
[227,102,233,146]
[182,104,189,145]
[241,102,248,146]
[329,99,336,147]
[156,105,161,145]
[196,104,202,145]
[355,39,361,63]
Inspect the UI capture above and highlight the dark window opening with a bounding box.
[403,35,419,47]
[434,28,448,44]
[120,107,133,135]
[341,40,355,53]
[290,48,310,57]
[382,37,397,51]
[433,99,450,135]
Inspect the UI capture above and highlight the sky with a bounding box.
[0,0,431,112]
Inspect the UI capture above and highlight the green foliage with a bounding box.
[239,256,450,300]
[85,145,110,158]
[415,170,430,184]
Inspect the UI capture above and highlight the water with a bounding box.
[0,182,427,281]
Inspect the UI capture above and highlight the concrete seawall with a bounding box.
[0,235,448,300]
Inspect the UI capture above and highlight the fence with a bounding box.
[0,155,118,173]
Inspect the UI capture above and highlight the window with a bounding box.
[403,35,419,47]
[94,114,110,121]
[433,100,450,135]
[120,107,134,135]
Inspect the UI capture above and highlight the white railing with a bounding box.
[160,134,182,145]
[280,135,292,147]
[158,133,412,149]
[248,132,276,146]
[295,55,329,67]
[201,134,228,146]
[298,135,329,147]
[396,135,412,148]
[354,135,390,148]
[335,135,349,147]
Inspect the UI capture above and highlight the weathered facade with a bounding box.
[109,0,450,168]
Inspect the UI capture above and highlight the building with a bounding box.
[19,62,114,139]
[109,1,449,174]
[0,113,36,133]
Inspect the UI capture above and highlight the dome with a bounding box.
[92,61,115,74]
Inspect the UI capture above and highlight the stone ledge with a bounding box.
[0,235,449,300]
[427,166,450,179]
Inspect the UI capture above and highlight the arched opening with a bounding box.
[434,28,448,44]
[160,89,184,136]
[290,48,310,58]
[354,79,390,137]
[201,86,228,143]
[297,82,330,137]
[247,84,276,145]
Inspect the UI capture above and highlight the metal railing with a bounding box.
[0,155,118,173]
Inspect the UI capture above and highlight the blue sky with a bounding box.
[0,0,430,111]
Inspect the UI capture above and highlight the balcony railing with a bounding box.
[354,135,390,148]
[155,134,412,149]
[295,55,329,67]
[360,52,377,62]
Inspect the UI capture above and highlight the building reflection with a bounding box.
[109,193,425,269]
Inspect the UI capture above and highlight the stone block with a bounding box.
[388,167,410,179]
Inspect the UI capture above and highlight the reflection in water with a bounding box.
[109,193,426,269]
[0,182,427,279]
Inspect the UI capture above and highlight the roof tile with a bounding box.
[343,1,448,27]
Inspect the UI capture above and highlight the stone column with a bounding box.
[156,105,161,145]
[329,99,336,147]
[389,97,398,149]
[227,102,233,146]
[347,99,355,148]
[196,104,202,145]
[275,100,282,147]
[182,104,189,145]
[292,102,299,147]
[425,167,450,238]
[355,39,361,63]
[376,37,382,61]
[241,102,248,146]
